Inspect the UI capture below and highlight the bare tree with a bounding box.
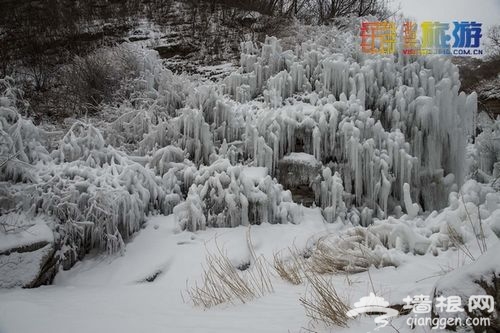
[487,25,500,59]
[312,0,390,23]
[204,0,389,20]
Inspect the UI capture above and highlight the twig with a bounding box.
[459,191,484,255]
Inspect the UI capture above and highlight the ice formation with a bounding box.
[174,160,301,230]
[1,81,183,261]
[0,29,480,269]
[476,116,500,179]
[403,183,419,218]
[216,36,476,220]
[317,168,346,223]
[0,77,51,183]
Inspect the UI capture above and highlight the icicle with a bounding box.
[312,126,321,161]
[403,183,419,218]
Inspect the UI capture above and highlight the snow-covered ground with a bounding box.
[0,210,330,333]
[1,201,498,333]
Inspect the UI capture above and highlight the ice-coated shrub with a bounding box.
[174,185,206,232]
[309,226,402,274]
[2,99,183,259]
[138,119,179,155]
[149,145,197,195]
[476,119,500,178]
[174,158,301,231]
[31,159,179,256]
[0,77,51,183]
[177,107,215,165]
[316,168,346,223]
[100,65,191,151]
[30,129,183,256]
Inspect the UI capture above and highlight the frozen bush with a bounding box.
[174,158,301,231]
[0,77,51,183]
[309,226,400,274]
[476,119,500,177]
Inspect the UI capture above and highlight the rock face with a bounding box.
[154,43,198,59]
[431,244,500,332]
[0,221,56,288]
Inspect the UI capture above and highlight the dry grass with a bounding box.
[460,192,488,255]
[300,271,350,328]
[445,192,489,263]
[185,248,273,308]
[447,223,476,261]
[185,230,273,308]
[273,248,304,285]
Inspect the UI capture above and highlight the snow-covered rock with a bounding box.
[431,243,500,332]
[0,216,56,288]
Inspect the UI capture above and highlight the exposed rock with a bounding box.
[154,43,198,59]
[237,11,262,27]
[278,153,321,206]
[278,153,321,188]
